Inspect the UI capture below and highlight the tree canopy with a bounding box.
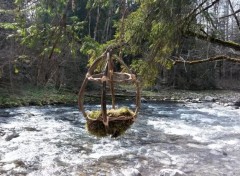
[1,0,240,89]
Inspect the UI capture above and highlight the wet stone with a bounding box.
[13,160,26,167]
[222,151,228,156]
[210,149,224,156]
[121,168,142,176]
[4,131,20,141]
[141,98,148,103]
[234,100,240,107]
[23,127,40,132]
[0,129,6,136]
[159,169,186,176]
[192,98,201,103]
[203,96,216,102]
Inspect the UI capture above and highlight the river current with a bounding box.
[0,102,240,176]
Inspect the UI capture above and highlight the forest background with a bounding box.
[1,0,240,107]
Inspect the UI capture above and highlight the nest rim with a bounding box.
[85,107,136,137]
[87,72,136,83]
[86,107,136,120]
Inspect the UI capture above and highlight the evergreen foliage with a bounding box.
[0,0,240,91]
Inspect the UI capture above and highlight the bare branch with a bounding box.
[227,0,240,31]
[184,0,208,21]
[219,8,240,19]
[195,0,220,17]
[183,0,220,27]
[173,55,240,65]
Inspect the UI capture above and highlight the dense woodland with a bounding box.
[1,0,240,95]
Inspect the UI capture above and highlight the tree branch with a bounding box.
[183,0,220,27]
[173,55,240,65]
[219,8,240,20]
[195,0,220,17]
[184,0,208,21]
[185,30,240,51]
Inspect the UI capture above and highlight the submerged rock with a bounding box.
[141,98,147,103]
[0,129,6,136]
[159,169,186,176]
[13,160,26,167]
[23,127,40,132]
[234,100,240,107]
[121,168,142,176]
[192,98,201,103]
[203,96,215,102]
[4,131,19,141]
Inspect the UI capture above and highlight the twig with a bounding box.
[227,0,240,31]
[219,9,240,19]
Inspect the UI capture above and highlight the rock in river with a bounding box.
[4,131,19,141]
[159,169,186,176]
[234,100,240,107]
[203,96,215,102]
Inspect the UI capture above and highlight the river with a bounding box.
[0,102,240,176]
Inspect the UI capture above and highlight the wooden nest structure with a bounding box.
[78,50,140,138]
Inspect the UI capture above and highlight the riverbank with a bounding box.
[0,87,240,108]
[0,87,78,108]
[142,89,240,106]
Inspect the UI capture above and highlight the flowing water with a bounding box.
[0,102,240,176]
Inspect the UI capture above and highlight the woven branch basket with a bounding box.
[78,52,141,138]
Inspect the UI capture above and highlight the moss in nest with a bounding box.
[88,110,102,120]
[86,107,135,137]
[107,107,134,117]
[87,107,134,119]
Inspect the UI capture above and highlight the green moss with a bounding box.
[87,107,134,119]
[86,107,135,138]
[108,107,134,117]
[88,110,102,119]
[86,119,134,138]
[0,86,78,108]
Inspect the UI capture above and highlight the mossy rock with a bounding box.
[86,107,135,138]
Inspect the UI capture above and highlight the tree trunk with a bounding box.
[94,5,100,41]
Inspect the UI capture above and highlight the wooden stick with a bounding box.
[113,55,132,73]
[113,54,141,116]
[78,55,105,118]
[101,58,108,126]
[108,53,116,109]
[135,81,141,116]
